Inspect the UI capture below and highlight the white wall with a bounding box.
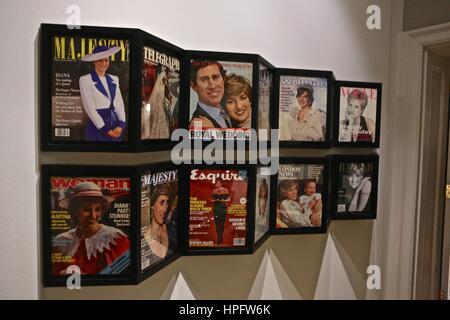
[0,0,394,299]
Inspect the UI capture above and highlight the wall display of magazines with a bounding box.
[40,24,381,152]
[39,24,381,287]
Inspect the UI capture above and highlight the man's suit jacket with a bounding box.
[190,104,230,128]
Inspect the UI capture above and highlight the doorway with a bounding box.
[384,22,450,299]
[413,43,450,299]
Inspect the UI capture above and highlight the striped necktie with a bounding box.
[219,109,231,128]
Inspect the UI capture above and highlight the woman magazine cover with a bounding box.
[277,164,324,229]
[141,46,180,140]
[278,75,328,142]
[140,169,178,272]
[49,176,131,275]
[51,36,129,142]
[189,169,248,248]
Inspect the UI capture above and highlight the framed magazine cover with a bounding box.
[182,50,262,146]
[257,57,275,143]
[333,81,382,148]
[273,68,334,148]
[40,23,141,152]
[137,30,185,152]
[137,162,181,282]
[251,165,273,252]
[180,164,255,255]
[41,164,139,286]
[330,154,379,220]
[270,157,330,235]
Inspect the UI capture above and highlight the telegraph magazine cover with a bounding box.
[189,60,253,141]
[49,176,131,275]
[51,36,129,142]
[278,75,328,142]
[276,164,324,229]
[337,161,374,214]
[140,169,178,272]
[189,169,248,248]
[255,167,270,243]
[141,46,180,140]
[338,86,378,143]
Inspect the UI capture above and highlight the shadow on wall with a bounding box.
[41,220,373,300]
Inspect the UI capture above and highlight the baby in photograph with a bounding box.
[279,180,321,227]
[298,180,322,226]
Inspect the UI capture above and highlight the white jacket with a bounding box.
[79,72,126,130]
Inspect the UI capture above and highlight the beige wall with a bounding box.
[43,220,373,300]
[404,0,450,31]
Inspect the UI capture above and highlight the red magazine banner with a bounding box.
[189,169,248,248]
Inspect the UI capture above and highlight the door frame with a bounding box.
[384,22,450,299]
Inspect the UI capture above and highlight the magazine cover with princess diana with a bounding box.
[51,36,129,142]
[189,60,253,141]
[276,164,324,229]
[258,64,273,137]
[338,86,378,143]
[336,161,374,214]
[140,169,178,272]
[255,167,270,242]
[141,46,180,140]
[278,75,328,142]
[49,176,131,275]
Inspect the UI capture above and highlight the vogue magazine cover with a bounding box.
[278,75,327,142]
[189,60,253,140]
[49,176,131,275]
[51,36,129,142]
[255,167,270,243]
[140,169,178,272]
[336,161,374,214]
[338,86,378,143]
[141,46,180,140]
[276,164,324,229]
[189,169,248,248]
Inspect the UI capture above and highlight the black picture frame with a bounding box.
[273,68,334,148]
[330,154,379,220]
[180,164,255,255]
[39,23,141,152]
[136,162,182,283]
[333,81,382,148]
[136,30,186,152]
[251,165,273,252]
[41,164,139,286]
[270,157,330,235]
[183,50,262,147]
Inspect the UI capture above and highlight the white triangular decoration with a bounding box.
[314,233,357,300]
[161,272,196,300]
[248,249,302,300]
